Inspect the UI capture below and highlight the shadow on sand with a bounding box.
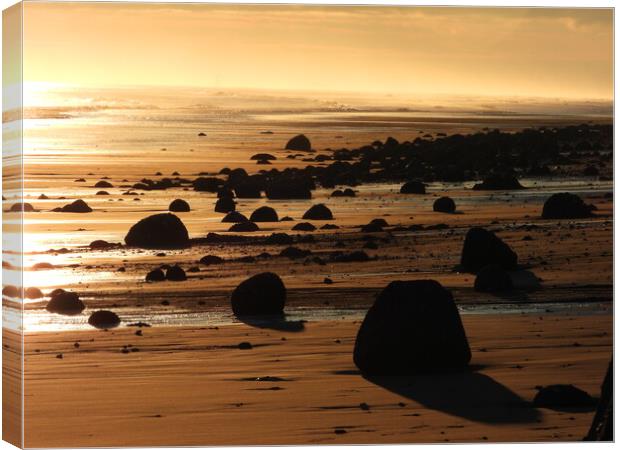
[365,367,541,424]
[236,314,306,332]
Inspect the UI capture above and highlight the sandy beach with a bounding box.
[11,313,610,447]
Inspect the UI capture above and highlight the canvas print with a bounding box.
[2,3,613,447]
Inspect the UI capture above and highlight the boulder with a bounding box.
[88,310,121,329]
[433,196,456,213]
[473,176,524,191]
[56,199,92,213]
[96,191,110,195]
[125,213,190,249]
[2,285,19,298]
[585,361,613,441]
[533,384,595,408]
[199,255,223,265]
[266,181,312,200]
[193,177,223,192]
[542,193,593,219]
[231,272,286,316]
[400,181,426,194]
[169,199,190,212]
[46,290,85,315]
[251,153,276,161]
[215,197,236,213]
[353,280,471,374]
[250,206,279,222]
[292,222,316,231]
[146,268,166,282]
[9,202,34,212]
[89,240,116,249]
[285,134,311,151]
[302,204,333,220]
[222,211,248,223]
[166,265,187,281]
[94,180,113,188]
[266,233,294,245]
[229,221,259,232]
[280,246,311,259]
[25,287,43,299]
[474,264,513,292]
[361,222,383,233]
[460,227,518,273]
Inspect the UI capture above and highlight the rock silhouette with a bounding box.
[229,221,259,232]
[215,197,236,213]
[200,255,224,265]
[473,176,524,190]
[285,134,311,151]
[166,265,187,281]
[231,272,286,316]
[250,206,279,222]
[222,211,248,223]
[54,199,92,213]
[94,180,113,188]
[146,269,166,282]
[10,203,34,212]
[533,384,595,408]
[302,204,333,220]
[433,196,456,213]
[46,290,85,315]
[542,193,593,219]
[169,199,190,212]
[125,213,190,249]
[460,227,518,273]
[292,222,316,231]
[400,181,426,194]
[354,280,471,374]
[88,310,121,329]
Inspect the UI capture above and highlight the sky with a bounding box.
[22,3,613,100]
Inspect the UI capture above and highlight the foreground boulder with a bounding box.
[222,211,248,223]
[9,202,34,212]
[215,197,236,213]
[473,175,524,190]
[460,227,517,273]
[542,193,593,219]
[433,196,456,213]
[125,213,190,249]
[200,255,223,265]
[533,384,595,408]
[585,361,613,441]
[250,206,279,222]
[400,181,426,194]
[169,199,190,212]
[46,290,85,315]
[231,272,286,316]
[353,280,471,375]
[229,221,259,232]
[25,287,43,299]
[88,310,121,329]
[146,269,165,282]
[302,204,333,220]
[166,265,187,281]
[54,199,92,213]
[474,264,513,292]
[285,134,311,151]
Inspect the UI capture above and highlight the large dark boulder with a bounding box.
[9,202,35,212]
[231,272,286,316]
[229,221,259,232]
[193,177,223,192]
[460,227,517,273]
[25,287,43,299]
[285,134,311,151]
[265,181,312,200]
[88,310,121,329]
[533,384,595,408]
[302,204,333,220]
[55,199,92,213]
[473,176,524,191]
[169,199,190,212]
[146,269,165,282]
[215,197,236,213]
[250,206,279,222]
[474,264,513,292]
[542,193,593,219]
[125,213,190,249]
[266,233,294,245]
[585,361,613,441]
[166,265,187,281]
[433,197,456,213]
[199,255,223,265]
[94,180,113,188]
[251,153,276,161]
[292,222,316,231]
[46,289,85,315]
[222,211,248,223]
[400,181,426,194]
[353,280,471,375]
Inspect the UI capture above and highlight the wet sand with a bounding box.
[13,313,611,447]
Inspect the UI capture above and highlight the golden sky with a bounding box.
[22,3,613,100]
